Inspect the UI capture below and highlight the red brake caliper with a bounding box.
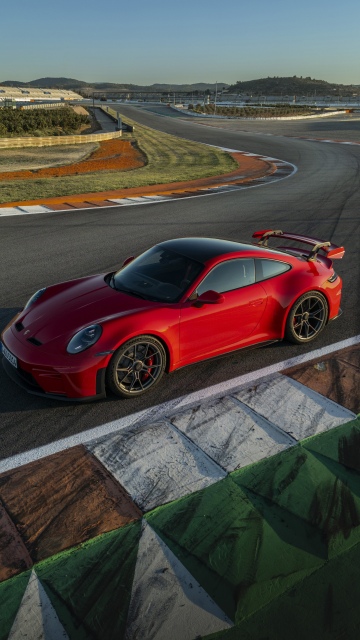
[142,350,154,382]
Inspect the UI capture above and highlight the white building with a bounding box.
[0,86,82,105]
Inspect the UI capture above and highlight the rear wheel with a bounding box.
[285,292,328,344]
[106,336,166,397]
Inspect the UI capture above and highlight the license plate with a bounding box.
[1,344,18,368]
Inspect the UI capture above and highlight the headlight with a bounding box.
[24,288,46,310]
[67,325,102,354]
[327,272,338,283]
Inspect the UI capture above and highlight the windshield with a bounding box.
[112,247,204,302]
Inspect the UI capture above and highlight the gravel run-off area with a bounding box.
[0,143,99,172]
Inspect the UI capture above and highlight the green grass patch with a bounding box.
[0,112,237,204]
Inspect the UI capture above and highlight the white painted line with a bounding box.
[0,208,20,216]
[108,195,175,205]
[170,334,360,412]
[17,205,53,213]
[119,197,154,203]
[88,421,225,511]
[125,521,233,639]
[138,195,169,201]
[0,334,358,473]
[107,198,139,204]
[292,137,360,146]
[217,146,244,152]
[1,205,118,218]
[108,196,175,205]
[233,375,355,441]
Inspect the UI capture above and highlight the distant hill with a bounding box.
[225,76,359,96]
[1,76,358,96]
[1,77,89,89]
[0,78,228,93]
[1,80,29,87]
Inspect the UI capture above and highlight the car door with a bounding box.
[179,258,267,363]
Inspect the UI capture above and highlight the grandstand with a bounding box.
[0,86,82,105]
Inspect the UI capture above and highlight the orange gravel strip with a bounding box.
[0,139,144,181]
[284,344,360,414]
[0,445,142,570]
[0,153,275,208]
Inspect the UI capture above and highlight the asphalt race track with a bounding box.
[0,106,359,460]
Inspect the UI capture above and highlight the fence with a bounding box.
[19,102,68,110]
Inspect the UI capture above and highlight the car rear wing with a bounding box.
[252,229,345,261]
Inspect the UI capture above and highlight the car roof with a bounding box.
[158,237,287,263]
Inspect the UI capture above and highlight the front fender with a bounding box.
[99,307,181,370]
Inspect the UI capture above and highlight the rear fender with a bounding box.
[281,288,331,337]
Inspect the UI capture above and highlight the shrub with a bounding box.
[0,107,90,137]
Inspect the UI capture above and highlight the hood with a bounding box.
[16,274,153,345]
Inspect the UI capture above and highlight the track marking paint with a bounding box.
[0,335,358,473]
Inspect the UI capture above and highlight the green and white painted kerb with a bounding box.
[0,343,359,640]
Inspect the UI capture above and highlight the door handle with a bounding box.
[249,299,263,306]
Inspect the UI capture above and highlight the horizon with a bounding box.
[2,0,359,86]
[1,75,359,89]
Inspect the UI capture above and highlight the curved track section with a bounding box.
[1,107,359,458]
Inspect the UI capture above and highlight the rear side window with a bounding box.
[197,259,255,295]
[255,259,291,282]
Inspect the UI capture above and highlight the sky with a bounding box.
[1,0,359,86]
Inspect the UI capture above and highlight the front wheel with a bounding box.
[285,292,328,344]
[106,336,166,398]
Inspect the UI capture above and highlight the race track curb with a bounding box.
[0,339,359,639]
[0,150,296,217]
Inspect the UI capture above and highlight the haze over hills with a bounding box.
[226,76,360,96]
[1,76,359,96]
[0,78,227,93]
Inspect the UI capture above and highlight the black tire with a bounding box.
[106,335,166,398]
[285,291,328,344]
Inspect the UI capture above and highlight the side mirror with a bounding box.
[122,256,135,267]
[194,290,224,305]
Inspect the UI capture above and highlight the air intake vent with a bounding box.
[15,322,24,332]
[27,337,42,346]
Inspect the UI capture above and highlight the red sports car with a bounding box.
[1,230,344,401]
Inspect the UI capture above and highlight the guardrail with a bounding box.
[100,106,134,132]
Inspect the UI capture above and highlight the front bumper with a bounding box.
[1,329,108,401]
[2,357,106,402]
[329,308,343,321]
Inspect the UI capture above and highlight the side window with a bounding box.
[255,259,291,282]
[197,259,255,295]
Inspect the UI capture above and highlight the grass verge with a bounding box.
[0,112,237,204]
